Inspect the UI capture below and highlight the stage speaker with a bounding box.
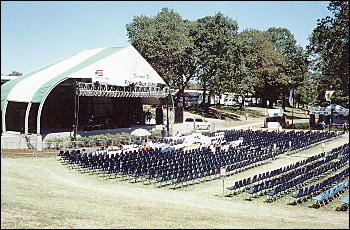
[156,107,163,125]
[309,114,315,127]
[174,106,184,124]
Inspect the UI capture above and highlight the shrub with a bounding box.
[44,131,162,148]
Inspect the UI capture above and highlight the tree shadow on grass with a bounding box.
[285,122,310,130]
[219,107,264,118]
[285,115,309,120]
[186,107,240,120]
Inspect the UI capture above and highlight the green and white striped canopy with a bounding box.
[1,45,167,112]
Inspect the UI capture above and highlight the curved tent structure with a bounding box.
[1,45,169,135]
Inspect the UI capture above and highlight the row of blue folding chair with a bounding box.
[265,155,349,198]
[227,150,328,192]
[312,179,349,203]
[292,167,349,199]
[340,197,349,205]
[245,146,348,197]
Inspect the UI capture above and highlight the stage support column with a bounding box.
[166,105,169,136]
[24,102,32,135]
[73,80,80,143]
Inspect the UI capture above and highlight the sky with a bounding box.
[1,1,331,75]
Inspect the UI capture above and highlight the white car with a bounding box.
[185,117,211,131]
[224,98,238,106]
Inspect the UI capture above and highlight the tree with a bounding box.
[171,20,200,107]
[266,27,308,110]
[190,12,239,111]
[239,29,287,108]
[8,71,22,76]
[307,1,349,105]
[224,37,255,110]
[126,8,197,104]
[297,71,318,106]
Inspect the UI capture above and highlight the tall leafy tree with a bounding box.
[239,29,287,108]
[171,20,200,106]
[297,71,318,106]
[190,12,239,109]
[266,27,308,109]
[126,8,197,101]
[307,1,349,105]
[225,37,255,110]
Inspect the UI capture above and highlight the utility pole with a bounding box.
[325,88,334,130]
[292,88,294,126]
[289,79,295,127]
[166,104,169,136]
[73,80,80,145]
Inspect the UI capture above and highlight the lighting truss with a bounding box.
[77,82,169,98]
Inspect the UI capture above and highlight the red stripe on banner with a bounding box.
[95,70,103,77]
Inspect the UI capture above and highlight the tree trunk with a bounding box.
[181,88,186,108]
[208,90,213,106]
[264,97,273,109]
[201,83,207,109]
[217,93,221,108]
[174,94,179,107]
[206,90,213,113]
[239,95,244,111]
[282,98,286,112]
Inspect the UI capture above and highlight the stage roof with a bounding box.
[1,45,167,112]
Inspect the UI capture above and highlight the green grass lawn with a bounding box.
[186,106,266,120]
[218,106,266,118]
[187,106,308,120]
